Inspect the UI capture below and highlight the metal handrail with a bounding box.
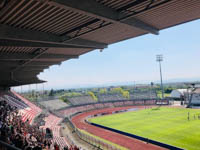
[0,140,21,150]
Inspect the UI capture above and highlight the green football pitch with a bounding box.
[89,107,200,150]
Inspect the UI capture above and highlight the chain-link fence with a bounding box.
[76,129,121,150]
[66,118,121,150]
[0,140,21,150]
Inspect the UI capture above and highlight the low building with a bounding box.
[170,89,187,99]
[189,88,200,107]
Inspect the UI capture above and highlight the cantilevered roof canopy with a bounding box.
[0,0,200,87]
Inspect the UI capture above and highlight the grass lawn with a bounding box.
[89,107,200,150]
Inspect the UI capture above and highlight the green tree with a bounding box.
[111,87,123,94]
[122,91,130,99]
[59,96,69,103]
[88,91,98,101]
[99,88,107,94]
[49,89,54,96]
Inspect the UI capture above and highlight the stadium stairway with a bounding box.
[0,92,42,124]
[11,91,42,124]
[12,91,42,113]
[40,114,69,149]
[0,91,76,149]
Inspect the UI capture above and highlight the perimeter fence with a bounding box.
[66,118,121,150]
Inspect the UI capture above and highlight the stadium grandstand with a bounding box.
[129,90,158,100]
[97,94,126,102]
[39,99,69,110]
[67,96,96,105]
[1,0,200,150]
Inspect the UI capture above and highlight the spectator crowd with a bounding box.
[0,99,81,150]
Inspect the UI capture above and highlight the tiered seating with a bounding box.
[78,106,87,112]
[68,95,96,105]
[0,92,42,124]
[113,101,124,107]
[3,95,28,109]
[130,90,158,100]
[40,114,69,149]
[58,99,159,118]
[145,100,157,105]
[98,94,125,102]
[59,105,95,117]
[0,95,50,150]
[94,103,105,109]
[76,105,90,112]
[12,91,42,113]
[0,91,80,150]
[133,100,145,105]
[12,91,42,123]
[60,107,78,117]
[124,101,134,105]
[39,99,69,110]
[103,102,114,108]
[84,104,95,110]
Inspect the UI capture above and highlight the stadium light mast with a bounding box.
[156,54,164,99]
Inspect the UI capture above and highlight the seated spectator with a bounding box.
[0,96,82,150]
[54,143,60,150]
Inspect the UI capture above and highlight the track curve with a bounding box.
[71,106,166,150]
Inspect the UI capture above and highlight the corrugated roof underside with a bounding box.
[47,48,92,55]
[87,0,200,43]
[0,46,92,56]
[1,0,200,45]
[80,23,146,44]
[0,46,37,53]
[134,0,200,29]
[1,0,200,87]
[0,0,105,35]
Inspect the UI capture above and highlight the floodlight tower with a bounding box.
[156,55,164,99]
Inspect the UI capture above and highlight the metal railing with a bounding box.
[76,129,121,150]
[66,118,121,150]
[0,140,21,150]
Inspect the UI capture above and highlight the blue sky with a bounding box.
[16,19,200,91]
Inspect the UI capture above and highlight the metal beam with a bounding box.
[0,24,61,42]
[0,24,108,49]
[116,0,148,12]
[10,79,46,86]
[0,40,88,48]
[0,0,6,9]
[0,60,61,67]
[0,72,40,79]
[0,71,43,87]
[61,37,107,49]
[50,0,159,34]
[0,52,79,60]
[1,68,44,72]
[23,61,61,66]
[19,66,49,70]
[0,66,49,70]
[0,39,106,50]
[11,48,49,72]
[22,61,61,66]
[19,69,44,72]
[0,78,45,86]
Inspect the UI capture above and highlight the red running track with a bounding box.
[72,106,166,150]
